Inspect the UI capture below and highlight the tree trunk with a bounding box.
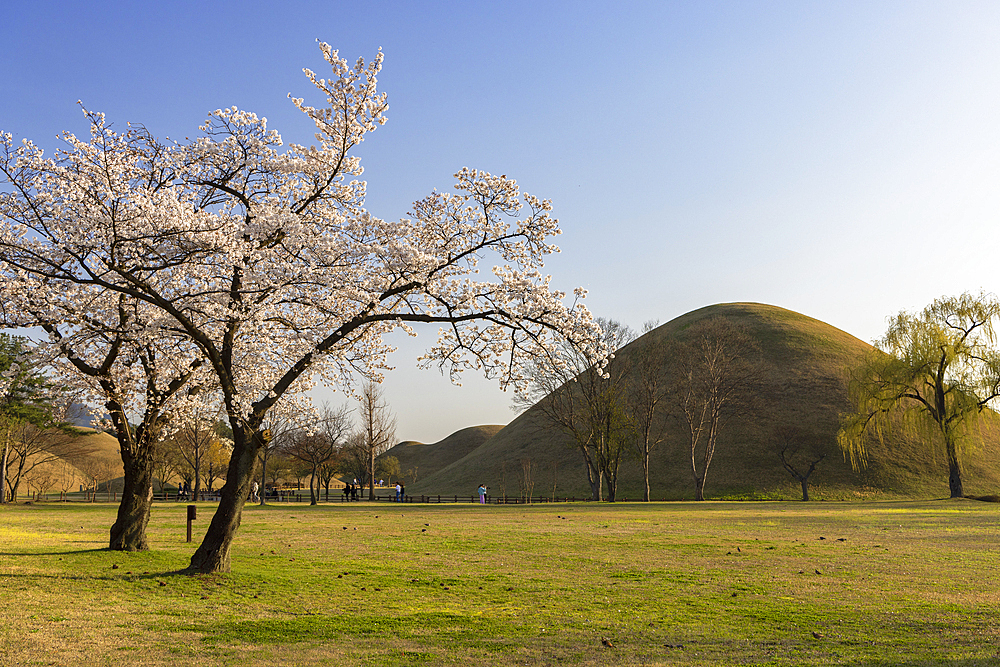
[259,448,269,506]
[945,430,964,498]
[109,449,154,550]
[579,446,601,501]
[369,448,375,501]
[642,454,650,502]
[800,478,809,502]
[186,431,260,574]
[0,433,8,504]
[694,475,706,502]
[309,467,318,505]
[193,453,202,502]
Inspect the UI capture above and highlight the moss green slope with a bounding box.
[410,302,1000,500]
[381,425,504,485]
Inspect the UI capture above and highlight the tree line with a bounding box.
[0,353,405,506]
[519,315,769,503]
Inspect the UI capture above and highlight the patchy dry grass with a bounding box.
[2,499,1000,665]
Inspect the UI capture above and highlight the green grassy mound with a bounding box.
[382,425,504,485]
[409,302,1000,500]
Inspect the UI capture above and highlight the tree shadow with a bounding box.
[0,547,108,556]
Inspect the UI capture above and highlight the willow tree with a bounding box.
[838,293,1000,498]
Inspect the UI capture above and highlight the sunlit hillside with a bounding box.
[406,303,1000,500]
[382,425,503,486]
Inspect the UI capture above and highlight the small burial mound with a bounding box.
[381,425,504,486]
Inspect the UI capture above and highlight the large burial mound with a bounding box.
[406,302,1000,500]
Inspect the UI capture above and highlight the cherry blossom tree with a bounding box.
[0,42,602,573]
[0,279,209,549]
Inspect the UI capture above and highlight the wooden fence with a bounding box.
[13,491,655,504]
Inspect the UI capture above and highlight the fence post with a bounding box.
[186,505,197,543]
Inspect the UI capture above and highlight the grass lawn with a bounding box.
[1,499,999,666]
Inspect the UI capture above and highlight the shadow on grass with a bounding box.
[0,570,188,582]
[850,661,1000,667]
[0,547,110,557]
[186,612,523,646]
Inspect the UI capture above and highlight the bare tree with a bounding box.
[671,317,762,501]
[3,422,91,502]
[517,318,636,501]
[170,409,226,501]
[98,461,118,501]
[57,459,80,498]
[356,383,396,500]
[25,464,58,501]
[257,414,300,506]
[266,453,294,492]
[338,431,368,487]
[150,438,181,497]
[202,439,231,493]
[627,321,671,501]
[285,404,351,504]
[520,458,535,502]
[318,457,343,501]
[776,425,827,501]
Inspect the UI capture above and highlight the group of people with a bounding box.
[341,479,406,502]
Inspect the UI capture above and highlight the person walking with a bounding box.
[395,483,401,502]
[478,484,487,504]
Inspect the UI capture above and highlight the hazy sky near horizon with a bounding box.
[4,1,1000,442]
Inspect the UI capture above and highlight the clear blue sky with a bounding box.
[4,1,1000,442]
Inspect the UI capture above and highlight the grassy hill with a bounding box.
[8,427,124,498]
[381,425,504,486]
[408,302,1000,500]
